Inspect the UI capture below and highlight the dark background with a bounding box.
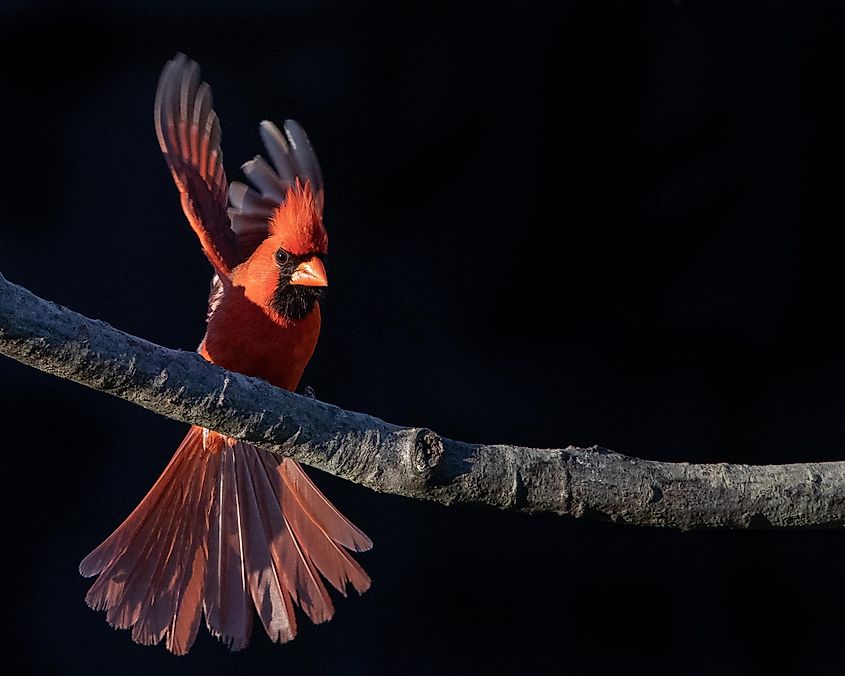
[1,1,843,674]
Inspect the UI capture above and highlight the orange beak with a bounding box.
[289,256,328,287]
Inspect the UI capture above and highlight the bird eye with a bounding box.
[275,249,290,266]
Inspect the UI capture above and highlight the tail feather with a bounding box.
[168,541,206,654]
[204,443,252,649]
[80,433,195,578]
[105,441,203,632]
[131,445,211,646]
[128,500,186,643]
[85,449,189,619]
[167,449,219,654]
[280,459,373,553]
[255,449,335,624]
[236,442,296,643]
[277,460,372,595]
[81,426,370,654]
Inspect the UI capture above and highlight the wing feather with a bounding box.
[226,119,326,258]
[155,54,241,276]
[258,120,299,185]
[241,156,286,203]
[282,119,324,190]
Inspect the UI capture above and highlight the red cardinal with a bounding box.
[80,54,372,654]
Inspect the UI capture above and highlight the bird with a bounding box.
[79,54,372,655]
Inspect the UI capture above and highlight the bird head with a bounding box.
[235,181,328,321]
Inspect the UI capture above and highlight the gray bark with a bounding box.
[0,271,842,529]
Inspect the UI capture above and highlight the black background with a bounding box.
[1,1,843,674]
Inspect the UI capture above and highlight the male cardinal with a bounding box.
[80,54,372,654]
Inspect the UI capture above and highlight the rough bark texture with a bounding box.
[1,272,843,529]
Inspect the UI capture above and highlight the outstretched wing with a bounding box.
[228,119,324,258]
[155,54,241,277]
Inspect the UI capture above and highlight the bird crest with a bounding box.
[269,180,328,256]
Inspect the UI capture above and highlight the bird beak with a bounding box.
[290,256,328,287]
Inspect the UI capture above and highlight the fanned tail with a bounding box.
[80,427,371,654]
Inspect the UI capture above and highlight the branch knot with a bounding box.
[411,428,444,475]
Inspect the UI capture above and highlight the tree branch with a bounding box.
[0,271,842,529]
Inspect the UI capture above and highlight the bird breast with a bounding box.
[200,285,321,392]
